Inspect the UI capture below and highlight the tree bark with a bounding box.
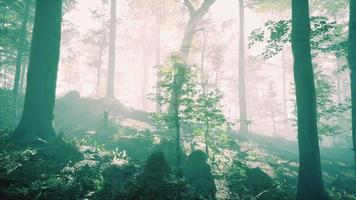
[238,0,248,133]
[291,0,328,199]
[13,0,30,103]
[348,0,356,177]
[12,0,62,143]
[105,0,117,99]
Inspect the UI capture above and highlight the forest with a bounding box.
[0,0,355,199]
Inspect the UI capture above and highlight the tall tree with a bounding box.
[348,0,356,177]
[12,0,63,142]
[105,0,117,99]
[169,0,215,112]
[180,0,215,62]
[167,0,215,167]
[155,7,162,113]
[83,7,109,97]
[13,0,30,104]
[291,0,327,199]
[281,49,288,123]
[238,0,248,132]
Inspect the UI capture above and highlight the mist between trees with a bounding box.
[0,0,355,200]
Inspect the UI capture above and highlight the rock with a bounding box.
[183,150,217,200]
[243,167,275,200]
[143,151,171,182]
[245,167,274,189]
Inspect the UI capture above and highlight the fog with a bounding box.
[0,0,354,199]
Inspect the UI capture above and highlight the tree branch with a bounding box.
[197,0,216,13]
[194,0,216,19]
[184,0,195,15]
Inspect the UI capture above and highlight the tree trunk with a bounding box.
[291,1,327,199]
[172,60,183,168]
[141,22,149,110]
[238,0,248,133]
[179,19,197,63]
[12,0,62,143]
[169,0,215,108]
[204,121,209,156]
[348,0,356,177]
[155,9,162,113]
[271,117,276,137]
[282,49,288,122]
[168,1,215,167]
[336,57,342,104]
[201,31,207,89]
[13,0,30,103]
[19,56,28,96]
[96,36,105,97]
[105,0,117,99]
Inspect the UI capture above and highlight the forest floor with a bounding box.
[0,90,355,200]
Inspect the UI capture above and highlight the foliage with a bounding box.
[310,0,348,16]
[0,0,34,88]
[150,56,197,128]
[248,16,345,59]
[150,55,228,155]
[248,16,350,137]
[226,151,296,200]
[260,82,283,135]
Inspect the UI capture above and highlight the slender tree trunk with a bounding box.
[13,0,30,103]
[238,0,248,133]
[172,60,183,167]
[0,53,3,86]
[292,1,327,199]
[175,109,181,167]
[201,31,207,89]
[105,0,117,99]
[336,72,341,103]
[141,48,149,109]
[282,49,288,122]
[96,37,105,97]
[271,117,276,136]
[348,0,356,177]
[19,56,28,95]
[155,9,162,113]
[12,0,62,143]
[204,120,209,156]
[141,22,149,110]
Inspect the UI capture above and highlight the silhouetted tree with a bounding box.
[238,0,248,133]
[13,0,31,105]
[12,0,63,142]
[291,0,328,199]
[348,0,356,177]
[105,0,117,99]
[169,0,215,112]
